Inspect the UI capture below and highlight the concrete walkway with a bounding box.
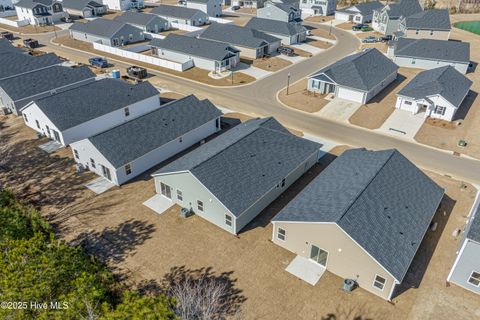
[234,63,272,80]
[85,177,115,195]
[38,140,62,153]
[285,255,326,286]
[377,109,425,140]
[143,194,174,215]
[316,98,362,122]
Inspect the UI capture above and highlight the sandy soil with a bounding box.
[336,22,355,30]
[236,7,257,14]
[305,38,333,49]
[310,27,337,41]
[244,56,292,72]
[159,28,189,36]
[278,79,329,113]
[284,45,312,57]
[100,11,124,20]
[304,15,335,23]
[0,23,60,34]
[349,68,421,129]
[223,14,252,26]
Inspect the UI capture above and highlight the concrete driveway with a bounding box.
[316,98,362,122]
[290,42,324,54]
[377,109,426,140]
[234,62,272,80]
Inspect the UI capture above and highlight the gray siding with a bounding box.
[365,70,397,102]
[392,56,469,74]
[70,30,113,46]
[449,240,480,294]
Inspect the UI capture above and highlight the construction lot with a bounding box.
[1,112,480,320]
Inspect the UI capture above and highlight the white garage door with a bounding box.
[337,87,365,103]
[335,12,351,21]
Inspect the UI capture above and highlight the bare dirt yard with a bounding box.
[357,31,388,52]
[284,45,312,57]
[310,27,337,41]
[223,13,252,26]
[305,38,333,49]
[336,22,355,30]
[0,23,60,34]
[242,56,292,72]
[2,115,479,319]
[304,15,335,23]
[349,68,421,129]
[236,7,257,15]
[278,79,329,113]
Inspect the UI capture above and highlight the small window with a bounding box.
[177,190,183,201]
[411,59,416,65]
[277,227,286,241]
[179,136,183,143]
[430,30,433,35]
[281,178,286,188]
[373,275,386,290]
[90,158,96,169]
[404,100,412,105]
[197,200,204,212]
[74,149,79,159]
[434,105,446,115]
[468,271,480,287]
[225,214,232,227]
[415,29,419,34]
[124,107,130,117]
[23,114,28,122]
[35,120,40,129]
[125,163,131,175]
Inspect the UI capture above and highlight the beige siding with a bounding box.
[272,222,397,300]
[404,29,450,40]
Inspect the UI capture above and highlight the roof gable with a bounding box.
[0,52,62,80]
[246,17,306,36]
[114,11,167,27]
[393,38,470,63]
[200,23,280,49]
[403,9,451,30]
[69,19,143,38]
[151,5,206,20]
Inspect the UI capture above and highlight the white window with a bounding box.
[411,59,416,65]
[177,189,183,201]
[125,163,131,175]
[73,149,79,159]
[277,227,286,241]
[35,120,40,129]
[197,200,204,212]
[124,107,130,117]
[225,214,232,227]
[468,271,480,287]
[373,275,386,290]
[90,158,96,169]
[434,105,446,115]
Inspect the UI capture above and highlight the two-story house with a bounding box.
[257,0,301,22]
[372,0,423,35]
[300,0,336,17]
[396,9,451,40]
[185,0,222,17]
[15,0,68,25]
[102,0,143,11]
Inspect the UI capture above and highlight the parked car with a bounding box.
[362,36,378,43]
[380,35,393,42]
[352,23,367,31]
[277,46,294,56]
[127,66,147,79]
[231,5,240,10]
[0,31,14,40]
[23,38,39,49]
[89,57,108,68]
[60,17,72,23]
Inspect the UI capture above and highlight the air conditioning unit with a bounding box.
[180,207,194,218]
[75,163,84,173]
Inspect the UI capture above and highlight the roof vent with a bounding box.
[399,232,404,235]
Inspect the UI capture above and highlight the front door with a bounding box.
[310,245,328,267]
[101,165,111,181]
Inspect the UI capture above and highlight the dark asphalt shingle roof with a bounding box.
[151,5,206,20]
[150,34,239,61]
[0,65,95,104]
[466,205,480,243]
[155,117,321,216]
[0,39,25,55]
[381,0,423,18]
[200,23,280,49]
[402,9,451,30]
[393,38,470,64]
[31,79,159,131]
[311,48,398,91]
[398,66,472,108]
[15,0,53,9]
[62,0,104,10]
[273,148,445,282]
[114,11,168,27]
[336,1,383,15]
[246,17,306,36]
[0,52,62,80]
[69,19,143,38]
[88,95,222,168]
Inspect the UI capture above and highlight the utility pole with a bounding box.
[231,69,234,85]
[329,20,333,36]
[286,72,291,95]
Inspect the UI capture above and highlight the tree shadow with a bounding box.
[392,194,456,298]
[453,90,477,121]
[322,303,380,320]
[365,74,406,105]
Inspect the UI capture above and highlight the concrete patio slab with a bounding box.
[85,177,115,195]
[38,140,63,153]
[316,98,362,122]
[377,109,426,140]
[143,194,174,215]
[234,63,272,79]
[285,255,326,286]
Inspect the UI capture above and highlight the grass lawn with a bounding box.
[454,21,480,35]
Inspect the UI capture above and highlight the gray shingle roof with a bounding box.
[155,117,321,216]
[393,38,470,64]
[32,79,159,131]
[0,39,25,55]
[397,66,472,108]
[268,2,299,13]
[150,34,239,61]
[273,148,444,282]
[151,5,205,20]
[62,0,104,10]
[382,0,423,18]
[336,1,383,16]
[88,95,222,168]
[311,48,398,92]
[246,17,306,36]
[0,52,62,80]
[69,19,143,38]
[403,9,451,30]
[114,11,168,27]
[466,205,480,243]
[200,22,280,49]
[15,0,53,9]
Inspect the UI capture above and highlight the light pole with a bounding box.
[231,69,234,85]
[286,72,291,95]
[329,20,333,36]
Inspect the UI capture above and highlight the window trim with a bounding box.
[90,158,96,169]
[373,274,386,291]
[468,271,480,287]
[177,189,183,202]
[125,163,131,175]
[197,200,204,212]
[277,227,286,241]
[225,214,232,227]
[73,149,79,159]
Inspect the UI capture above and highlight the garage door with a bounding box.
[335,12,351,21]
[337,87,365,103]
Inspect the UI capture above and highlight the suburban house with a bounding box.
[15,0,68,25]
[152,117,321,235]
[151,5,209,26]
[395,66,472,122]
[61,0,107,18]
[334,1,383,24]
[70,95,222,185]
[245,17,307,45]
[308,48,399,104]
[396,9,451,40]
[271,148,444,301]
[114,11,170,33]
[0,65,96,116]
[0,0,13,11]
[21,79,161,146]
[299,0,336,17]
[150,34,239,72]
[257,0,302,23]
[199,23,281,59]
[0,38,26,55]
[448,195,480,295]
[102,0,143,11]
[231,0,265,9]
[372,0,423,35]
[0,52,62,81]
[69,18,145,47]
[387,38,470,74]
[185,0,222,17]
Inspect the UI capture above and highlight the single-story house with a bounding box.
[396,9,451,40]
[308,48,398,104]
[69,18,145,47]
[372,0,423,35]
[0,38,26,55]
[114,11,170,33]
[448,194,480,295]
[199,22,281,59]
[70,95,222,185]
[152,117,322,235]
[150,34,239,72]
[0,65,96,115]
[21,79,161,146]
[334,1,383,24]
[102,0,143,11]
[0,52,62,81]
[395,66,472,122]
[186,0,222,17]
[387,38,470,74]
[245,17,306,45]
[151,5,209,26]
[61,0,107,18]
[15,0,68,26]
[257,1,302,23]
[272,148,444,301]
[299,0,336,17]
